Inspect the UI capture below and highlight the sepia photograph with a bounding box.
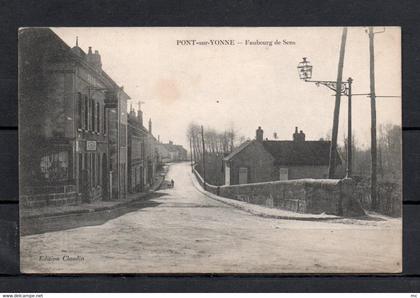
[19,27,402,273]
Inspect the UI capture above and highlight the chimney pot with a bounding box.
[293,128,305,142]
[148,118,152,134]
[256,126,264,142]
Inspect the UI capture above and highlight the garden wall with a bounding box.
[193,166,365,217]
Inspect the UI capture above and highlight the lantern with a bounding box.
[297,57,313,80]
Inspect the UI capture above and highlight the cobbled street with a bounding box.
[21,162,402,273]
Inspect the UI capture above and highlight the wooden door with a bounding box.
[238,167,248,184]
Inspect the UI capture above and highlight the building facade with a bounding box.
[156,141,188,162]
[19,28,130,208]
[223,127,342,185]
[127,109,160,194]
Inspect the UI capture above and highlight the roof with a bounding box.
[223,140,252,161]
[224,139,341,166]
[262,140,340,166]
[160,143,187,154]
[19,28,130,100]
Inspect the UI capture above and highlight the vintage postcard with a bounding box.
[19,27,402,273]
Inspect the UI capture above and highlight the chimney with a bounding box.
[158,135,160,143]
[148,118,152,134]
[293,127,305,142]
[256,126,264,142]
[293,127,299,141]
[129,105,136,118]
[299,130,306,141]
[137,109,143,126]
[169,140,173,145]
[86,47,102,71]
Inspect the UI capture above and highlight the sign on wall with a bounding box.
[86,140,97,151]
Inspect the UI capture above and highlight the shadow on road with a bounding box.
[22,192,168,236]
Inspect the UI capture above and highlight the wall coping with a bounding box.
[192,164,344,188]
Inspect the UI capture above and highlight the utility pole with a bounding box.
[329,27,348,178]
[189,136,193,172]
[368,27,378,210]
[201,125,206,189]
[346,77,353,178]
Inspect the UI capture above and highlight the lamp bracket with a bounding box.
[305,80,350,96]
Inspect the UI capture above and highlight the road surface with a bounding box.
[21,162,402,273]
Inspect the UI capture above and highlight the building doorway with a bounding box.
[279,167,289,181]
[238,167,248,184]
[102,153,109,200]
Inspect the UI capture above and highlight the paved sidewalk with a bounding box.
[189,171,342,221]
[21,192,151,219]
[21,166,167,219]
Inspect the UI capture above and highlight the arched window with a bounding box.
[96,102,100,133]
[103,106,107,134]
[91,99,95,132]
[84,95,89,130]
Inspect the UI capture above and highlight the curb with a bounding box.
[189,171,341,222]
[22,192,150,220]
[22,170,168,220]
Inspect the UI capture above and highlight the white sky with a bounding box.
[53,27,401,149]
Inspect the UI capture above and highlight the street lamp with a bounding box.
[297,57,313,80]
[297,57,353,178]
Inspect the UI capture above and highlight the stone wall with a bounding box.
[193,166,364,217]
[21,185,80,209]
[354,177,401,217]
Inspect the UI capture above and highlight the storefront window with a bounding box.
[40,151,69,181]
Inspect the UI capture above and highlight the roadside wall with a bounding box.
[21,185,80,209]
[353,177,401,217]
[193,166,364,217]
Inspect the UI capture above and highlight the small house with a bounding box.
[223,126,341,185]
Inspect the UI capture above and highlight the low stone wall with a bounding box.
[193,166,364,217]
[21,190,80,209]
[354,178,401,217]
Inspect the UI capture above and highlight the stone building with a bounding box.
[156,141,188,162]
[19,28,130,208]
[223,126,342,185]
[127,108,159,194]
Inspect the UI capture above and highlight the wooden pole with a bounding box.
[201,125,206,189]
[189,136,193,172]
[328,27,348,178]
[368,27,378,209]
[346,77,353,178]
